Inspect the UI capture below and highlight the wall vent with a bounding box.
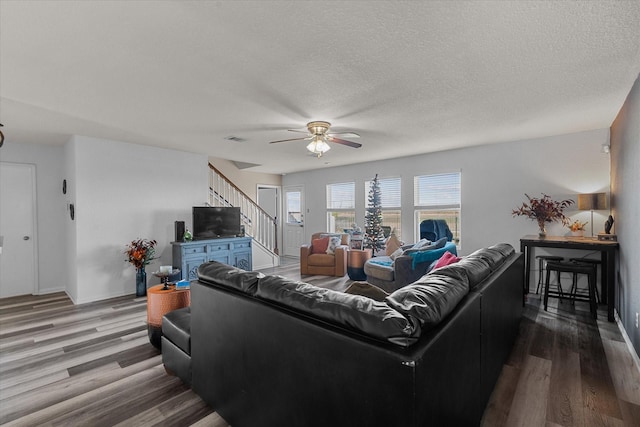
[224,136,247,142]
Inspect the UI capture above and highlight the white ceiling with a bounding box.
[1,1,639,174]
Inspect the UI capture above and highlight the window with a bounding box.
[365,176,402,239]
[326,182,355,233]
[286,190,302,224]
[414,172,461,244]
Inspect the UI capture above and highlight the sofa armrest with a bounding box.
[300,244,311,275]
[334,245,348,276]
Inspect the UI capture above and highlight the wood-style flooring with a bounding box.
[1,259,639,426]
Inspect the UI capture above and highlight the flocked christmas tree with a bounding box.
[364,174,385,254]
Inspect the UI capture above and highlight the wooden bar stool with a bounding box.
[535,255,564,294]
[544,261,597,319]
[569,258,602,303]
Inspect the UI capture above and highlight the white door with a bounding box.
[0,162,37,297]
[283,186,305,257]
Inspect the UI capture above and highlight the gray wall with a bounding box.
[611,73,640,357]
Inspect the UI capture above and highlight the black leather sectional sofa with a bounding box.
[191,243,523,427]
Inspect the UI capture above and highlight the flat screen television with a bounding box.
[193,207,241,240]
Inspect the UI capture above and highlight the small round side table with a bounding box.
[347,249,372,281]
[147,284,191,349]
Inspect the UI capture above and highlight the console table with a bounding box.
[172,236,252,281]
[520,235,618,321]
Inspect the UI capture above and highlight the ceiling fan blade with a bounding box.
[287,129,310,134]
[327,132,360,138]
[328,137,362,148]
[269,137,309,144]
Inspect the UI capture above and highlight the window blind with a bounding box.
[414,172,461,208]
[365,176,401,208]
[326,182,355,209]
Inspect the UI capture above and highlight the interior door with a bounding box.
[0,162,37,297]
[283,186,304,257]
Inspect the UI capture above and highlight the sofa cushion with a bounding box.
[467,246,508,270]
[452,256,492,289]
[162,307,191,354]
[256,275,419,346]
[489,243,515,258]
[386,271,469,330]
[344,281,389,302]
[307,253,336,267]
[197,262,264,295]
[311,236,330,254]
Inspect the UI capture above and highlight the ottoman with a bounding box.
[162,307,192,386]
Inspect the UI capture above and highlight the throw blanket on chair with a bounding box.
[419,219,454,242]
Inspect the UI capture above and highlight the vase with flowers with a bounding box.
[568,220,588,237]
[125,238,158,297]
[512,193,574,238]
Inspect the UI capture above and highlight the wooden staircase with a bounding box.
[208,164,279,267]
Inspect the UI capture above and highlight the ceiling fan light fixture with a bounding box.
[306,135,331,156]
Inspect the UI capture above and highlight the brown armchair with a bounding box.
[300,232,350,277]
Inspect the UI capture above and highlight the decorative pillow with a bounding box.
[326,236,342,254]
[311,236,330,254]
[403,237,447,255]
[412,239,430,249]
[385,233,403,256]
[432,251,461,270]
[389,247,404,260]
[344,281,389,302]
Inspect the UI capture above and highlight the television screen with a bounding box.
[193,207,241,240]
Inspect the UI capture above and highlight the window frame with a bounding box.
[413,172,461,245]
[326,181,356,233]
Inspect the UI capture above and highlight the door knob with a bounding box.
[23,236,30,241]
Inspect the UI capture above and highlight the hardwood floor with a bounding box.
[1,259,639,426]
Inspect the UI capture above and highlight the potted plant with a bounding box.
[512,193,574,237]
[125,238,158,296]
[568,220,588,237]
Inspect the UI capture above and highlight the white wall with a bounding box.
[0,141,68,294]
[68,136,208,303]
[64,140,78,300]
[282,129,611,256]
[209,157,282,202]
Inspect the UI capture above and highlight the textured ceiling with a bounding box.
[1,1,639,174]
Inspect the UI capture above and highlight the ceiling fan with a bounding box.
[269,121,361,157]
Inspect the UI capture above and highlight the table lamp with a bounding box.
[577,192,607,237]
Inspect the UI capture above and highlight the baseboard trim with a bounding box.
[614,308,640,376]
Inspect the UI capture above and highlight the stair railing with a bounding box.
[208,164,279,255]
